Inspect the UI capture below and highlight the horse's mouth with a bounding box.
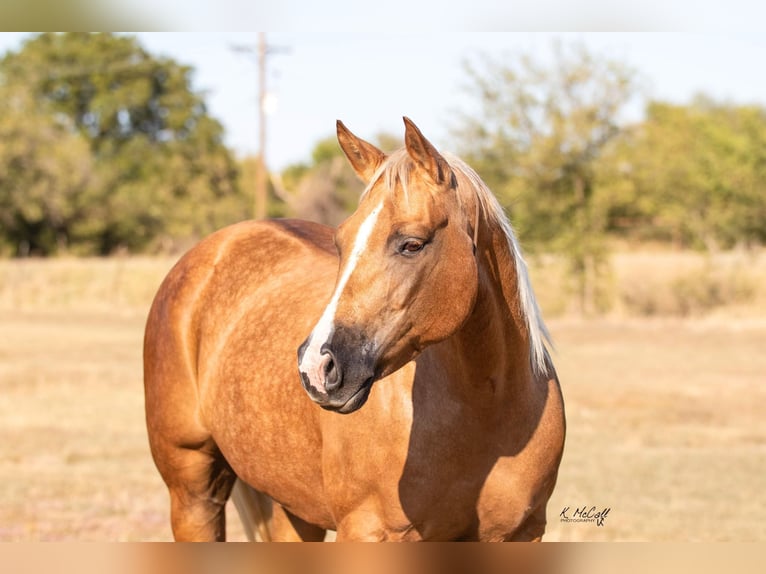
[320,377,374,414]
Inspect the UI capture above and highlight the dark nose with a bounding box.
[321,346,342,392]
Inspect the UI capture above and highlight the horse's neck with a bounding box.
[434,224,537,407]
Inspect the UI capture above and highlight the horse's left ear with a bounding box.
[403,117,456,189]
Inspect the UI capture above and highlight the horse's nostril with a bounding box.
[321,349,342,391]
[324,356,334,376]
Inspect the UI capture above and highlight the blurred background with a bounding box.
[0,30,764,541]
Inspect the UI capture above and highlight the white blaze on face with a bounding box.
[299,201,384,392]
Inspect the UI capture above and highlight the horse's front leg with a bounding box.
[159,438,236,541]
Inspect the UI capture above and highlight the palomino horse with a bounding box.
[144,118,565,541]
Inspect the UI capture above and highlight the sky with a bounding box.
[1,32,766,171]
[82,0,766,34]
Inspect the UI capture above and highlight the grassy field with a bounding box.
[0,254,764,541]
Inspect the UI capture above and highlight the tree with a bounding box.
[238,155,289,219]
[278,136,363,226]
[278,131,404,226]
[0,84,95,255]
[454,41,639,314]
[277,133,398,227]
[613,98,766,250]
[0,33,245,255]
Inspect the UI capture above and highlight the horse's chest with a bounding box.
[328,423,537,540]
[323,380,558,541]
[397,449,536,540]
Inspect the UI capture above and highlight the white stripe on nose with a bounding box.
[299,201,384,392]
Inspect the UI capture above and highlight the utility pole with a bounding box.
[232,34,287,220]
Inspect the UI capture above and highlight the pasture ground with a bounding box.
[0,255,764,541]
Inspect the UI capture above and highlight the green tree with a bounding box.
[454,41,639,314]
[614,98,766,250]
[277,131,403,226]
[238,155,289,219]
[0,84,95,255]
[278,135,365,226]
[0,33,245,255]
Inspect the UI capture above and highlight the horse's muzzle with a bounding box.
[297,325,377,414]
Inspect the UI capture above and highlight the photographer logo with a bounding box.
[559,505,611,527]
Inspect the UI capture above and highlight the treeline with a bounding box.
[458,61,766,254]
[0,33,251,256]
[1,34,765,266]
[451,43,766,311]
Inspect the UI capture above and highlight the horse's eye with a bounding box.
[399,239,426,256]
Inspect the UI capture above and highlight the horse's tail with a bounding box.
[231,479,273,542]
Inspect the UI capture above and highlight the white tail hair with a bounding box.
[230,479,273,542]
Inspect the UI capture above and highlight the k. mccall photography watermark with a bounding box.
[559,505,611,527]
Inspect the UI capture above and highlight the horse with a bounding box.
[143,117,566,541]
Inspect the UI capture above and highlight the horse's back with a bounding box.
[144,217,336,393]
[144,219,339,529]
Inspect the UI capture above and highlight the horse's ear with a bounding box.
[337,120,387,182]
[403,117,456,189]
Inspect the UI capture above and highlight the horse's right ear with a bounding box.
[337,120,387,182]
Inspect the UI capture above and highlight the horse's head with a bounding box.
[298,118,479,413]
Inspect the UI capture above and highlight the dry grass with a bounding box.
[0,256,173,313]
[545,317,766,541]
[529,248,766,319]
[0,310,167,540]
[0,254,764,541]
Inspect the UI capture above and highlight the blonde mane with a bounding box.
[363,149,553,378]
